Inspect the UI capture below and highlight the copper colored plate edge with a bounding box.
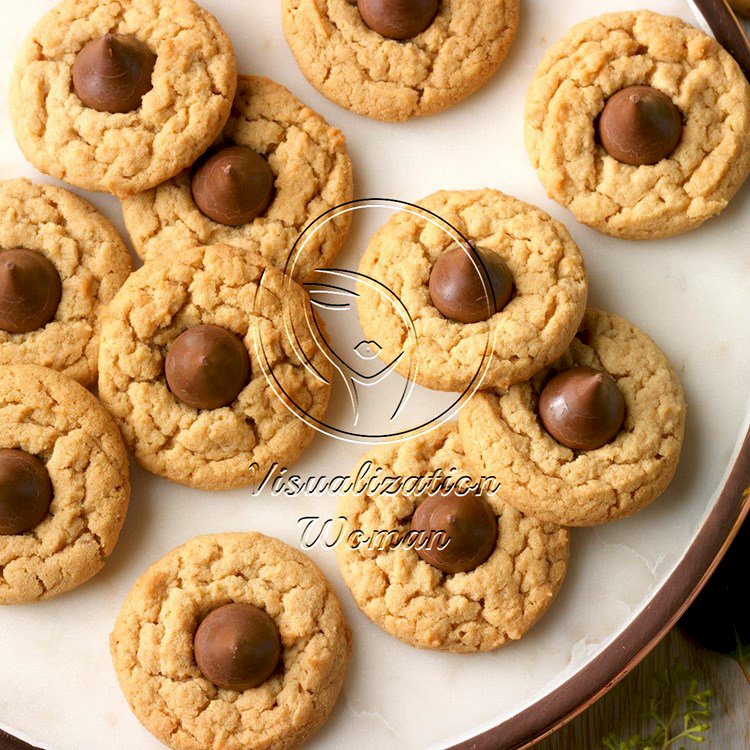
[448,426,750,750]
[691,0,750,78]
[0,729,38,750]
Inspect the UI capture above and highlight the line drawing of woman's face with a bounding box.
[304,268,419,429]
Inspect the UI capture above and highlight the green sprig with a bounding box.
[733,635,750,686]
[602,668,712,750]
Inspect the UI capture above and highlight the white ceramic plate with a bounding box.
[1,1,750,749]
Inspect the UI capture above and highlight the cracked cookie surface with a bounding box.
[0,179,132,386]
[98,244,332,490]
[111,532,351,750]
[10,0,237,197]
[122,75,353,282]
[459,309,686,527]
[0,364,130,605]
[334,423,569,652]
[525,11,750,239]
[357,189,588,392]
[281,0,519,122]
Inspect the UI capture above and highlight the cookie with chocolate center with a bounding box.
[111,533,351,750]
[281,0,519,121]
[122,75,353,282]
[97,244,332,490]
[10,0,237,197]
[525,11,750,239]
[459,309,686,526]
[356,189,588,392]
[335,423,570,652]
[0,179,131,385]
[0,364,130,605]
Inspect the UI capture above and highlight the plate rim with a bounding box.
[448,426,750,750]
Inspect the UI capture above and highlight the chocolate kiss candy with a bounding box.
[192,146,275,226]
[538,366,626,451]
[0,248,62,334]
[73,33,156,113]
[165,324,251,410]
[0,449,53,536]
[357,0,440,40]
[410,491,497,574]
[429,246,513,324]
[194,603,282,691]
[598,85,682,166]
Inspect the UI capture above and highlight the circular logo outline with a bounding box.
[253,198,499,444]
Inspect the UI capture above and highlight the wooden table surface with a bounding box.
[534,629,750,749]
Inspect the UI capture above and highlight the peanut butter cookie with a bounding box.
[459,309,686,527]
[97,244,332,490]
[281,0,519,122]
[10,0,237,197]
[0,364,130,605]
[111,533,351,750]
[335,423,569,652]
[356,189,588,392]
[0,179,132,385]
[121,75,353,282]
[525,11,750,239]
